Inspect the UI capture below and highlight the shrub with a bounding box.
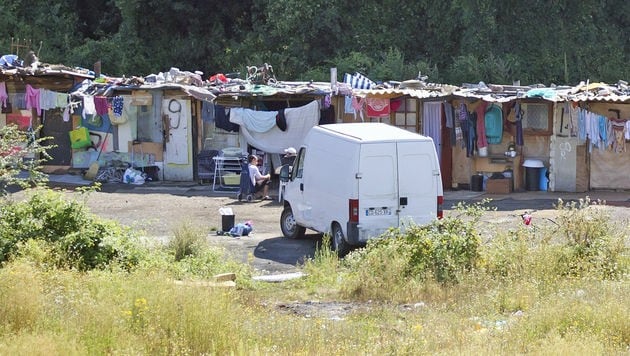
[169,221,206,261]
[340,200,488,300]
[0,188,141,271]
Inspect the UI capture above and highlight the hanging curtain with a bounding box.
[423,102,442,158]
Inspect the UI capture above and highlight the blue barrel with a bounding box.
[539,167,548,191]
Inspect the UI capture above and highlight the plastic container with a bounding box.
[525,167,541,191]
[221,214,235,232]
[471,174,484,192]
[539,167,549,191]
[523,159,545,191]
[219,207,235,232]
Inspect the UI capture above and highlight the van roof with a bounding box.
[315,123,432,143]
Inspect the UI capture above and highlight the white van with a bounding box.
[279,122,444,256]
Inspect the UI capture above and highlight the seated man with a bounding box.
[248,154,271,200]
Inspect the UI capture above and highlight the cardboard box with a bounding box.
[486,178,513,194]
[128,141,163,162]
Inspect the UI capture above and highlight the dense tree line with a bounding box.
[0,0,627,85]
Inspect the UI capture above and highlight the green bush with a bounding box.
[0,188,141,271]
[341,201,487,301]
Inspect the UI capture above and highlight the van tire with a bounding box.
[280,206,305,239]
[331,223,350,257]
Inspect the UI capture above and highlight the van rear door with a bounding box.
[397,141,440,227]
[357,143,399,238]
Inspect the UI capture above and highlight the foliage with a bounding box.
[0,125,52,196]
[0,192,628,353]
[0,0,627,83]
[169,221,207,262]
[553,197,626,279]
[0,188,142,270]
[340,200,490,302]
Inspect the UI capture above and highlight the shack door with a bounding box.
[41,109,73,166]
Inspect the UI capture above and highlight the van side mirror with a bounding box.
[279,164,290,182]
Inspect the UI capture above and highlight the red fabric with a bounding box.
[366,98,390,118]
[390,98,402,112]
[475,101,489,148]
[6,114,30,130]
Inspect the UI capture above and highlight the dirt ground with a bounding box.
[10,184,630,275]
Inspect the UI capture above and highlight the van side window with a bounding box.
[293,148,306,179]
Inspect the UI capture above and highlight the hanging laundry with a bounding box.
[513,102,524,146]
[214,105,239,132]
[610,118,626,153]
[25,84,42,115]
[230,107,278,133]
[366,98,390,118]
[321,94,331,109]
[8,93,25,109]
[82,96,97,120]
[112,96,124,117]
[343,72,376,89]
[598,115,607,150]
[0,82,7,108]
[351,96,365,121]
[39,89,58,111]
[343,73,375,120]
[56,92,69,108]
[94,96,109,116]
[475,101,489,149]
[458,103,471,155]
[443,102,456,147]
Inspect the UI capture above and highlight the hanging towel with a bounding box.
[366,98,390,118]
[230,107,278,133]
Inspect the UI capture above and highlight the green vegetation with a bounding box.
[1,189,627,354]
[0,125,51,197]
[0,1,627,83]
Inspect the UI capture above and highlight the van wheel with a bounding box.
[280,206,305,239]
[331,223,350,257]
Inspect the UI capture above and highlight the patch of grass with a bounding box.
[1,191,628,354]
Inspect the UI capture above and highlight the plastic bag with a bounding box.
[123,167,145,185]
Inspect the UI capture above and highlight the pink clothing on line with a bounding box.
[25,84,42,115]
[0,82,7,108]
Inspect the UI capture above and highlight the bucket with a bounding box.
[471,174,484,192]
[221,214,235,232]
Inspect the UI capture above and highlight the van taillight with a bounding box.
[349,199,359,223]
[437,195,444,219]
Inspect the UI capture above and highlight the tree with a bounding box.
[0,125,52,196]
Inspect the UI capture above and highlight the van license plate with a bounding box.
[366,208,391,216]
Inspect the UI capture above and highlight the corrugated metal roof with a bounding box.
[353,87,452,99]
